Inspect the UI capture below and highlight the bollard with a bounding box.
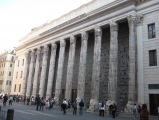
[6,109,14,120]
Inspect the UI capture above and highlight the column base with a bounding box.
[87,99,98,112]
[124,101,135,113]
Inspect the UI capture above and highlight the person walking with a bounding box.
[9,95,13,106]
[140,104,149,120]
[132,103,137,119]
[137,105,141,119]
[158,106,159,120]
[109,104,113,117]
[31,96,35,105]
[73,100,77,115]
[3,94,8,107]
[23,96,26,105]
[27,97,30,105]
[36,94,41,111]
[100,102,105,117]
[98,101,102,116]
[79,100,84,115]
[39,97,45,111]
[62,99,68,114]
[112,103,117,118]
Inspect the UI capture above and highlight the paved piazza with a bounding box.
[0,100,157,120]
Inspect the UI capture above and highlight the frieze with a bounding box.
[39,13,87,37]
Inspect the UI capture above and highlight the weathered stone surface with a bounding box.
[39,45,49,97]
[46,43,57,99]
[32,47,41,97]
[26,49,35,97]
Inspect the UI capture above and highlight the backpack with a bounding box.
[133,107,136,112]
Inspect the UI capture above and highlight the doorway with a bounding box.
[149,94,159,116]
[71,89,77,103]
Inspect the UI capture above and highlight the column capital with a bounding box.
[25,50,29,57]
[51,43,57,50]
[109,21,118,32]
[127,15,136,27]
[44,44,49,52]
[135,14,143,26]
[60,39,66,47]
[70,35,76,44]
[95,26,102,37]
[81,31,88,41]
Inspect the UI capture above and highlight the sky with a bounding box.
[0,0,92,53]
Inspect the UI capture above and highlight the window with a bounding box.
[22,59,24,66]
[10,64,12,67]
[14,84,16,92]
[149,50,157,66]
[9,71,11,76]
[148,23,156,39]
[0,80,3,85]
[16,72,18,78]
[20,71,23,78]
[9,81,11,85]
[6,81,8,85]
[11,56,14,61]
[18,60,20,67]
[4,64,5,67]
[19,84,21,92]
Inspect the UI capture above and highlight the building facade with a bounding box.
[11,0,159,115]
[0,50,15,95]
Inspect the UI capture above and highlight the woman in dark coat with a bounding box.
[140,104,149,120]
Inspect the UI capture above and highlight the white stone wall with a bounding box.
[143,9,159,107]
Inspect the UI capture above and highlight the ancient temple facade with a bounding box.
[11,0,159,115]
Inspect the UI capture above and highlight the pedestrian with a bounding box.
[132,103,137,119]
[112,103,117,118]
[98,101,102,116]
[31,96,34,105]
[45,100,50,110]
[61,99,68,114]
[67,99,71,110]
[137,105,141,119]
[39,97,45,111]
[23,96,26,105]
[140,104,149,120]
[36,94,41,111]
[79,99,84,115]
[100,102,105,117]
[109,104,113,117]
[73,100,77,115]
[3,94,8,107]
[9,95,13,106]
[27,97,30,105]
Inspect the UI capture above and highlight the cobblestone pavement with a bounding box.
[0,99,157,120]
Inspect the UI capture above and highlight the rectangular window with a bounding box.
[148,23,156,39]
[10,64,12,67]
[6,81,8,85]
[21,71,23,78]
[4,64,5,67]
[9,81,11,85]
[9,71,11,76]
[14,84,16,92]
[149,50,157,66]
[16,72,18,78]
[11,56,14,61]
[19,84,21,92]
[22,59,24,66]
[18,60,20,67]
[0,80,3,85]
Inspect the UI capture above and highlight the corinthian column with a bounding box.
[39,45,49,97]
[125,15,137,112]
[22,51,30,96]
[77,31,88,103]
[32,47,41,97]
[108,21,118,103]
[46,43,57,99]
[89,26,102,111]
[26,49,35,97]
[54,39,66,104]
[136,15,144,104]
[65,35,76,100]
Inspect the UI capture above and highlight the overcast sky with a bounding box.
[0,0,92,53]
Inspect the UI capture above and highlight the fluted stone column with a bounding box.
[22,51,30,96]
[46,43,57,99]
[108,22,118,103]
[65,35,76,100]
[54,39,66,104]
[26,49,35,97]
[125,15,137,112]
[32,47,41,97]
[77,31,88,103]
[136,15,144,104]
[89,26,102,111]
[39,45,49,97]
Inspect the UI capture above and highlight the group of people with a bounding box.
[61,99,84,115]
[132,103,150,120]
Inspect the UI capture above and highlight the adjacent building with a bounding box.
[11,0,159,115]
[0,50,15,95]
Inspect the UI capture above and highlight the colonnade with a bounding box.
[22,15,143,109]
